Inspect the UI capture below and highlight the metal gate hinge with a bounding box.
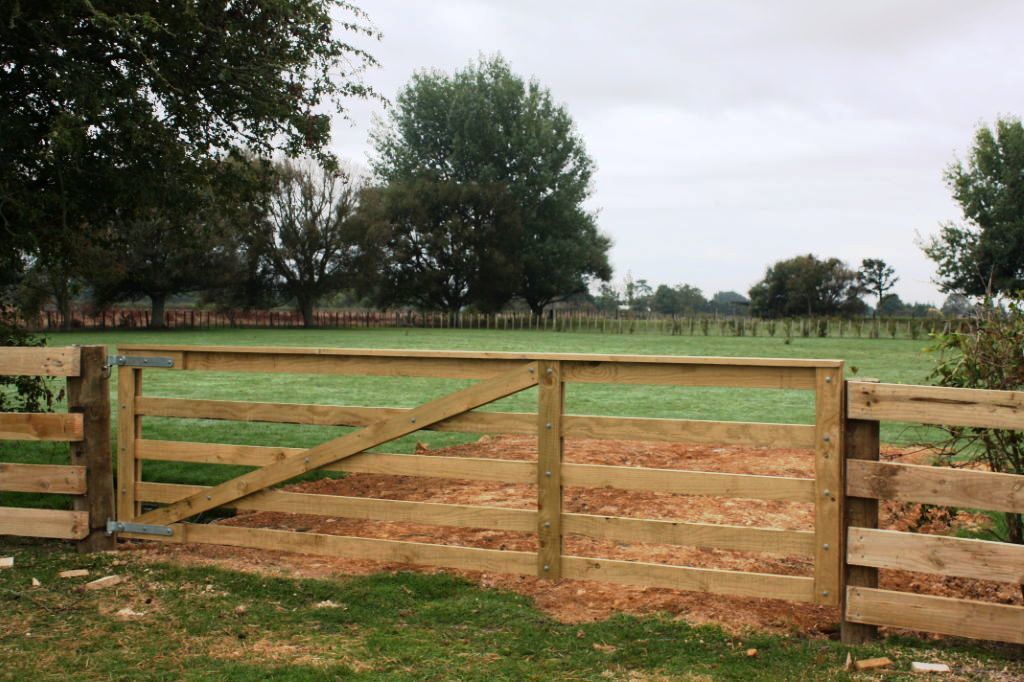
[107,355,175,369]
[106,520,174,537]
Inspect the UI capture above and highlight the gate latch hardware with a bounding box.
[107,355,175,369]
[106,520,174,537]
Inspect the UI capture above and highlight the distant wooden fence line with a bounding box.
[23,307,969,340]
[0,346,114,551]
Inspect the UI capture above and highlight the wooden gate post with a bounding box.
[841,416,881,644]
[536,360,564,578]
[67,346,115,552]
[813,365,844,606]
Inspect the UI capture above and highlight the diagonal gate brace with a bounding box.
[129,362,540,529]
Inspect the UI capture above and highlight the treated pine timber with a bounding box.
[0,413,83,441]
[561,556,815,603]
[119,522,537,575]
[536,360,563,578]
[562,463,815,502]
[67,345,114,551]
[845,587,1024,645]
[135,440,537,483]
[0,463,86,494]
[116,344,835,388]
[135,397,536,435]
[563,415,815,448]
[847,381,1024,430]
[116,367,143,521]
[812,365,843,607]
[130,363,540,527]
[841,416,881,645]
[0,346,80,377]
[562,514,815,556]
[846,460,1024,514]
[0,507,89,540]
[847,527,1024,584]
[136,481,537,532]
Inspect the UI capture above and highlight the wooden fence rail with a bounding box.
[112,344,843,607]
[841,380,1024,646]
[0,346,113,549]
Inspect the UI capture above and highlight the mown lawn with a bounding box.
[1,539,1020,681]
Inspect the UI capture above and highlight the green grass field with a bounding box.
[4,329,1022,680]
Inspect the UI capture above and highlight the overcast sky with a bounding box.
[330,0,1024,304]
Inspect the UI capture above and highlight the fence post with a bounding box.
[116,365,142,521]
[841,413,881,644]
[67,346,114,552]
[536,360,563,579]
[813,365,844,607]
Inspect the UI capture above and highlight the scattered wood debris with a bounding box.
[745,648,758,658]
[234,604,247,615]
[844,652,853,671]
[911,662,951,673]
[0,557,13,569]
[854,657,893,671]
[115,607,145,619]
[84,575,126,591]
[31,578,41,587]
[58,569,90,579]
[314,600,343,609]
[592,643,617,653]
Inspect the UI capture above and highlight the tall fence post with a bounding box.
[536,360,563,579]
[67,345,114,552]
[813,365,844,607]
[841,411,881,644]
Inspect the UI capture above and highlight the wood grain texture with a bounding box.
[562,463,815,502]
[561,362,816,389]
[562,556,815,603]
[116,367,142,521]
[135,397,535,435]
[846,587,1024,645]
[846,460,1024,513]
[563,514,815,556]
[0,507,89,539]
[564,415,815,447]
[120,522,538,575]
[117,343,843,368]
[812,366,843,607]
[841,417,881,645]
[0,463,86,494]
[67,345,114,551]
[536,360,563,578]
[847,527,1024,584]
[0,413,83,441]
[847,381,1024,430]
[0,346,80,377]
[136,481,537,532]
[131,363,539,527]
[135,439,537,483]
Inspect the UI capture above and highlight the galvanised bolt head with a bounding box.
[543,522,551,528]
[543,564,550,571]
[823,435,831,442]
[206,495,212,501]
[825,376,832,383]
[822,543,830,550]
[545,422,552,430]
[545,367,553,375]
[545,470,552,477]
[821,590,829,597]
[410,418,416,424]
[304,457,310,464]
[822,489,831,498]
[528,367,535,374]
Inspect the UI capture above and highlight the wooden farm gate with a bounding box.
[0,345,113,550]
[841,381,1024,645]
[112,344,845,606]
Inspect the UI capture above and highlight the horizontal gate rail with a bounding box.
[842,380,1024,646]
[114,345,843,608]
[0,345,112,549]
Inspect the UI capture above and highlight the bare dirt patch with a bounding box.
[127,436,1020,636]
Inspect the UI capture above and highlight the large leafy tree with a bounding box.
[370,55,611,314]
[749,254,864,318]
[858,258,898,315]
[651,284,707,315]
[923,118,1024,296]
[0,1,379,323]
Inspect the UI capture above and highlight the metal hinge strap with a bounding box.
[106,520,174,537]
[107,355,175,368]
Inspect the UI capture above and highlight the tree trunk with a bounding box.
[299,298,316,328]
[54,283,72,332]
[149,293,167,329]
[528,300,546,316]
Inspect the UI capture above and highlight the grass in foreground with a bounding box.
[1,540,1020,681]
